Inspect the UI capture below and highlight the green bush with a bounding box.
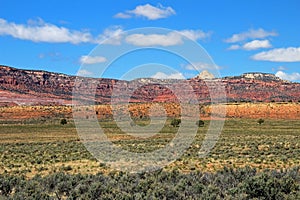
[0,167,299,199]
[196,120,205,127]
[60,118,67,125]
[257,118,264,125]
[171,118,181,127]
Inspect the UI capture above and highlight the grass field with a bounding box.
[1,109,300,199]
[1,117,299,178]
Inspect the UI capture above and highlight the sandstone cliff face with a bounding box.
[0,65,299,106]
[223,74,300,102]
[0,65,74,105]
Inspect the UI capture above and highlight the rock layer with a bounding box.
[0,65,299,106]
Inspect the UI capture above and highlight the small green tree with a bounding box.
[171,118,181,127]
[257,118,264,125]
[60,118,67,125]
[196,120,205,127]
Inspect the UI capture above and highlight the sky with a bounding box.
[0,0,300,81]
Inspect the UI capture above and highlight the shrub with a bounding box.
[257,118,264,125]
[196,120,205,127]
[60,118,67,125]
[0,167,300,199]
[171,118,181,127]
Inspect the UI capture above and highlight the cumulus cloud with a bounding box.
[114,13,131,19]
[177,29,211,41]
[114,4,176,20]
[27,17,45,26]
[95,26,124,45]
[125,30,210,46]
[275,71,300,81]
[0,18,210,47]
[126,32,182,46]
[0,18,125,45]
[80,55,107,64]
[225,28,277,43]
[151,72,185,79]
[0,18,211,47]
[0,18,92,44]
[227,44,241,50]
[242,40,272,50]
[229,40,272,50]
[252,47,300,62]
[184,62,220,71]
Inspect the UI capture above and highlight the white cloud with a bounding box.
[252,47,300,62]
[225,28,277,43]
[242,40,272,50]
[0,18,210,47]
[0,18,92,44]
[184,62,220,71]
[77,69,94,76]
[126,32,182,46]
[115,4,176,20]
[151,72,185,79]
[80,55,107,64]
[227,44,241,50]
[27,18,45,26]
[125,29,210,46]
[114,12,131,19]
[177,29,211,41]
[0,18,125,45]
[95,26,124,45]
[275,71,300,81]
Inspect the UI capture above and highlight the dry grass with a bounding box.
[0,104,300,178]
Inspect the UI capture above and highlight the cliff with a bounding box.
[0,65,299,106]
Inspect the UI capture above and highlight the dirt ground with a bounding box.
[0,102,299,122]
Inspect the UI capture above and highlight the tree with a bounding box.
[60,118,67,125]
[257,118,264,125]
[171,118,181,127]
[196,120,205,127]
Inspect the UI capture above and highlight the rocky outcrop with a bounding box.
[0,65,299,106]
[194,70,215,79]
[222,73,299,102]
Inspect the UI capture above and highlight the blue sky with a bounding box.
[0,0,300,81]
